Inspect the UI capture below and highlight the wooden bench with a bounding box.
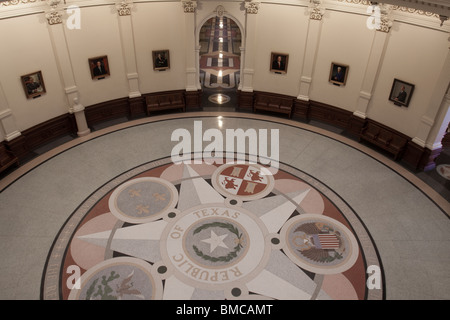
[253,92,293,118]
[146,92,185,116]
[359,120,409,160]
[0,143,19,174]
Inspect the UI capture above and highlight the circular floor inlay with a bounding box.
[68,257,163,300]
[212,163,275,201]
[109,177,178,224]
[208,93,231,104]
[161,204,270,290]
[280,214,359,274]
[42,157,384,300]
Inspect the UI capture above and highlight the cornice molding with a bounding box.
[0,0,448,30]
[1,0,44,7]
[336,0,443,18]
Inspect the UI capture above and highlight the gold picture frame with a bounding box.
[270,52,289,74]
[21,71,46,99]
[329,62,349,86]
[89,55,110,80]
[152,50,170,71]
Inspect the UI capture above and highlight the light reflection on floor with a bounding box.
[208,93,231,105]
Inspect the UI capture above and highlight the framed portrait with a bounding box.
[89,55,110,80]
[329,62,349,86]
[270,52,289,74]
[389,79,414,107]
[152,50,170,71]
[21,71,46,99]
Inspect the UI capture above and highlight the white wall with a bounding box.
[253,3,308,96]
[367,21,449,137]
[0,0,448,148]
[309,10,374,112]
[0,14,68,132]
[64,5,129,106]
[133,1,186,93]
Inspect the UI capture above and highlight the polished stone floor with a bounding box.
[0,107,448,300]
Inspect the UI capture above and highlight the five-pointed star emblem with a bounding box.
[201,230,229,253]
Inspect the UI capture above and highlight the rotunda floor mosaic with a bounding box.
[42,156,384,300]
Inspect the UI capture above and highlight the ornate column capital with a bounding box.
[309,0,325,20]
[244,0,260,14]
[182,0,197,13]
[45,0,63,25]
[116,0,133,16]
[376,4,394,33]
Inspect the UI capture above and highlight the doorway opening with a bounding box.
[199,15,242,111]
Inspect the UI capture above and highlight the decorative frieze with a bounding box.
[182,0,196,13]
[391,5,439,18]
[336,0,440,18]
[244,0,260,14]
[1,0,42,7]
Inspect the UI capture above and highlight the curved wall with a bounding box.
[0,0,449,167]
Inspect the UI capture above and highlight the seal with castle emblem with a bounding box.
[211,163,275,201]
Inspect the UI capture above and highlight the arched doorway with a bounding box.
[198,15,242,110]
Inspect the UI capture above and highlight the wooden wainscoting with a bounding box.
[253,91,294,118]
[4,113,77,163]
[128,96,146,119]
[184,90,203,110]
[308,101,353,129]
[84,97,131,127]
[1,90,437,172]
[145,90,186,116]
[0,142,19,174]
[21,113,77,151]
[237,90,254,111]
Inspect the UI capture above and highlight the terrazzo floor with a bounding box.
[0,112,449,300]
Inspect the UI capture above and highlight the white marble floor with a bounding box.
[0,112,448,300]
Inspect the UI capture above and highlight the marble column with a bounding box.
[183,0,199,92]
[195,44,202,90]
[45,0,90,136]
[0,82,21,142]
[116,0,141,99]
[412,50,450,150]
[238,46,245,91]
[241,0,260,93]
[353,4,393,120]
[297,0,325,102]
[0,81,27,159]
